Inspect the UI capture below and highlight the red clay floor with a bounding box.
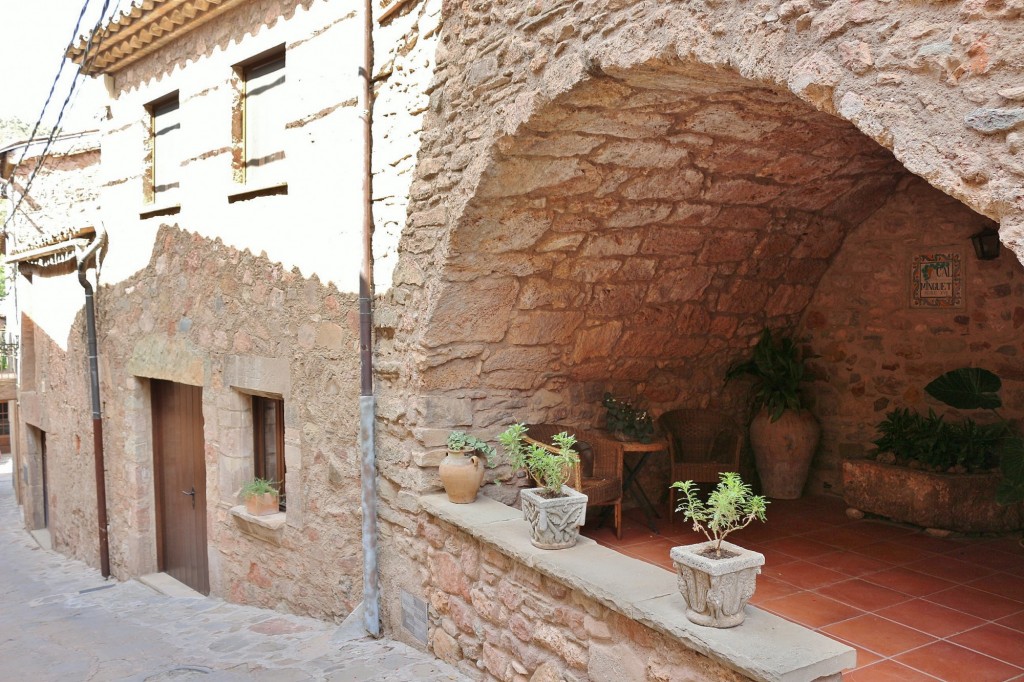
[581,495,1024,681]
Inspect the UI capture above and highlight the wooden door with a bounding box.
[40,430,48,528]
[152,380,209,594]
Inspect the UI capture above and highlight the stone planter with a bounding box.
[843,459,1024,533]
[438,448,486,503]
[245,492,280,516]
[520,485,588,549]
[670,540,765,628]
[750,408,820,499]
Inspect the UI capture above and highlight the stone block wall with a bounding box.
[801,175,1024,494]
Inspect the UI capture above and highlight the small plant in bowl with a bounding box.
[499,423,587,549]
[668,473,768,628]
[602,393,654,443]
[438,430,496,504]
[241,478,280,516]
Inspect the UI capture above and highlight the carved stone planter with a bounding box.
[670,540,765,628]
[520,486,588,550]
[843,459,1024,533]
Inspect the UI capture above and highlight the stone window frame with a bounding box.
[141,91,182,217]
[229,44,289,201]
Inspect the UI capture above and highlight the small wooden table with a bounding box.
[614,436,670,533]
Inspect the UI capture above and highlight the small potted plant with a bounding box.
[499,423,587,549]
[241,478,280,516]
[602,393,654,443]
[726,328,820,499]
[439,431,496,503]
[669,473,768,628]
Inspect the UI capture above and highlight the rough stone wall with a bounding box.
[387,509,750,682]
[801,175,1024,494]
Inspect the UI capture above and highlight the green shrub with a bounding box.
[671,473,767,558]
[499,423,580,496]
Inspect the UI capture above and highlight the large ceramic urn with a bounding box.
[438,449,486,503]
[749,408,820,499]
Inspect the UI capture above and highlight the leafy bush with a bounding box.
[671,473,768,558]
[602,393,654,443]
[447,430,496,467]
[726,328,809,422]
[873,408,1002,472]
[241,478,278,499]
[499,423,580,496]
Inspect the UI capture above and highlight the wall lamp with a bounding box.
[970,227,1001,261]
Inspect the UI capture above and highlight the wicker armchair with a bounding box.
[658,409,743,521]
[524,423,624,539]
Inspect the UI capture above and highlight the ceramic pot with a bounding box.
[439,449,486,503]
[245,492,279,516]
[670,540,765,628]
[520,485,588,549]
[749,408,820,499]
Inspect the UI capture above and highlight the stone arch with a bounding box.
[378,0,1024,493]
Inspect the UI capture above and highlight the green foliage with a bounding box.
[671,473,768,557]
[447,430,496,467]
[241,478,278,499]
[499,423,580,496]
[925,368,1003,410]
[726,328,808,422]
[602,393,654,443]
[873,408,1003,472]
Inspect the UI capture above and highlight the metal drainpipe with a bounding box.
[76,223,109,578]
[359,0,381,637]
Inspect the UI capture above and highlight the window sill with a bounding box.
[418,493,855,682]
[228,182,288,203]
[229,505,286,546]
[140,203,181,219]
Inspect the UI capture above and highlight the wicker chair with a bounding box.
[524,423,624,539]
[658,409,743,521]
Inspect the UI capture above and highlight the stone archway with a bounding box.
[375,0,1024,496]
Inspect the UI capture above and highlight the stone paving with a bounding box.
[0,462,467,682]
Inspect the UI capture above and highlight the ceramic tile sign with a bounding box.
[911,251,963,309]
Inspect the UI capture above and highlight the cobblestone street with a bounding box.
[0,460,466,682]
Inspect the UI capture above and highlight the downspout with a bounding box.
[359,0,380,637]
[76,223,109,578]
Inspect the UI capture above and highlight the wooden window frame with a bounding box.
[231,45,287,191]
[252,395,285,511]
[144,92,181,208]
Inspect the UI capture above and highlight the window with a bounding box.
[0,402,9,436]
[235,48,286,188]
[145,93,181,206]
[252,396,285,510]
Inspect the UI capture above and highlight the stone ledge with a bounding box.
[418,493,855,682]
[229,505,286,546]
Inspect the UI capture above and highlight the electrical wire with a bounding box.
[3,0,114,234]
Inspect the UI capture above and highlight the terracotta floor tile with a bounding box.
[903,555,996,583]
[763,560,849,590]
[818,579,913,612]
[803,526,881,550]
[895,532,968,555]
[748,576,800,604]
[844,660,941,681]
[761,535,838,558]
[744,542,801,567]
[822,614,936,658]
[968,571,1024,602]
[854,522,919,542]
[828,636,883,671]
[862,567,955,597]
[876,598,987,638]
[814,550,892,578]
[619,538,678,569]
[926,586,1024,621]
[854,541,935,566]
[758,591,864,628]
[894,641,1024,682]
[951,623,1024,668]
[996,609,1024,633]
[945,545,1024,573]
[981,536,1024,556]
[587,521,662,547]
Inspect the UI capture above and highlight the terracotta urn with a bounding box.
[438,449,486,503]
[520,485,588,549]
[749,408,820,499]
[670,540,765,628]
[245,492,279,516]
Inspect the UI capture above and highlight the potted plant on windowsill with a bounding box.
[241,478,280,516]
[499,423,587,549]
[439,431,496,503]
[669,473,768,628]
[726,328,819,499]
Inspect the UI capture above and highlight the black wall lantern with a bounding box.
[970,227,1001,260]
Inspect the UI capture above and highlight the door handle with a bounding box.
[181,486,196,509]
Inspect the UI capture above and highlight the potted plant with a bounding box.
[669,473,768,628]
[499,423,587,549]
[602,393,654,443]
[726,328,819,499]
[439,430,496,503]
[241,478,280,516]
[844,367,1024,532]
